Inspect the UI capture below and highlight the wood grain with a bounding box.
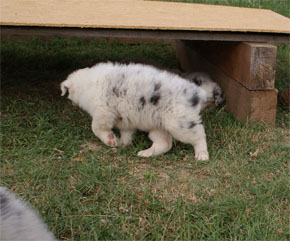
[1,26,289,43]
[190,41,277,90]
[1,0,290,34]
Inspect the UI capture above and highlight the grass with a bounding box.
[1,1,290,240]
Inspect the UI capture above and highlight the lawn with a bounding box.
[1,1,289,241]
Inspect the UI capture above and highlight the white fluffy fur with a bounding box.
[0,187,56,241]
[61,62,212,160]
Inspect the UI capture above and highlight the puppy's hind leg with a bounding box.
[120,129,134,147]
[137,129,172,157]
[91,113,119,147]
[115,119,134,147]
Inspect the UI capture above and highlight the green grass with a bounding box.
[1,1,290,240]
[1,37,289,241]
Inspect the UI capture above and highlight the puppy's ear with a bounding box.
[60,82,69,96]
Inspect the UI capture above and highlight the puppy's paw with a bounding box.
[119,140,131,147]
[119,136,132,147]
[137,148,154,158]
[195,151,209,161]
[106,133,119,147]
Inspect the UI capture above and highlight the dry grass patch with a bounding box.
[120,162,220,203]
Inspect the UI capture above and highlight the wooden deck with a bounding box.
[1,0,290,42]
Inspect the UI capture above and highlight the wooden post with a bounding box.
[189,41,277,90]
[175,40,278,125]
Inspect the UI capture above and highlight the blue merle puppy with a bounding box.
[0,187,56,241]
[61,62,224,160]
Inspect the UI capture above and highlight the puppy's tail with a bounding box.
[60,81,69,96]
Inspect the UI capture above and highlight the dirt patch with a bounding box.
[80,141,103,153]
[280,134,290,148]
[153,168,198,203]
[127,164,199,203]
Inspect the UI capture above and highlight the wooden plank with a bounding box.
[190,41,277,90]
[0,27,174,44]
[1,0,290,34]
[175,40,277,125]
[1,26,289,43]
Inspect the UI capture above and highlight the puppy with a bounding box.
[0,187,56,241]
[61,62,223,160]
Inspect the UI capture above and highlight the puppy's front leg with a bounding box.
[188,124,209,161]
[91,117,119,147]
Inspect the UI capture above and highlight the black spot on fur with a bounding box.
[150,93,161,105]
[192,76,202,86]
[0,193,8,208]
[139,96,146,108]
[213,88,220,98]
[188,121,202,129]
[190,94,199,107]
[213,88,224,99]
[188,121,196,129]
[154,83,161,91]
[0,193,10,217]
[183,89,187,94]
[121,89,127,96]
[213,87,225,105]
[112,87,119,97]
